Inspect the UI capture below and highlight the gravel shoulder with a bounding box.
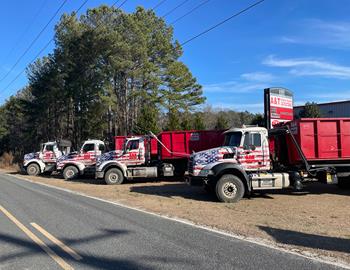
[2,169,349,266]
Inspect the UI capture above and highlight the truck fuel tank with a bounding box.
[127,167,158,178]
[250,172,290,190]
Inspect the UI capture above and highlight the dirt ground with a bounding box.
[2,169,350,265]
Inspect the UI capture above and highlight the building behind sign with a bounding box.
[294,100,350,118]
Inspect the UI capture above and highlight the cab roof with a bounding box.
[43,141,57,145]
[84,139,105,145]
[224,126,267,134]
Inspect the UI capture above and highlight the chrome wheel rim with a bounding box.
[109,173,118,183]
[28,166,37,174]
[223,182,237,198]
[66,169,74,178]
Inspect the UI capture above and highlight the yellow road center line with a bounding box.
[0,205,73,270]
[31,222,82,261]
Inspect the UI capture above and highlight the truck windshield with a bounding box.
[223,132,242,147]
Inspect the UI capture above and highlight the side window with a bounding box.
[252,133,261,147]
[243,134,250,148]
[82,143,95,152]
[126,140,139,151]
[99,144,105,152]
[45,145,54,151]
[243,133,261,148]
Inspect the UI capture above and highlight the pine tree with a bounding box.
[192,112,205,130]
[166,108,181,131]
[134,104,160,134]
[181,110,192,130]
[162,61,205,130]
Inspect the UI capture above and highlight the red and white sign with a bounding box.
[264,88,294,129]
[270,95,293,109]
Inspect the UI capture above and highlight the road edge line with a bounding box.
[4,173,350,270]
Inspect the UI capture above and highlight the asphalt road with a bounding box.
[0,173,345,270]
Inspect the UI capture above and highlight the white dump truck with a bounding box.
[23,140,71,176]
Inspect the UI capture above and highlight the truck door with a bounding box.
[124,139,144,165]
[53,144,62,159]
[42,144,55,163]
[239,132,270,170]
[81,143,97,165]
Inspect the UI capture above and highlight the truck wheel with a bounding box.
[215,174,245,203]
[63,166,79,180]
[27,163,40,176]
[105,168,124,185]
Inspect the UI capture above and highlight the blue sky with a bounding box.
[1,0,350,112]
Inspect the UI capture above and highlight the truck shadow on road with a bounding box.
[62,176,187,186]
[0,228,193,269]
[129,181,350,202]
[252,182,350,199]
[130,183,218,202]
[258,226,350,254]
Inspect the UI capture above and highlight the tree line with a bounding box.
[0,5,262,161]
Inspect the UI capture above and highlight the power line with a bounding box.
[3,0,129,95]
[116,0,128,8]
[0,0,68,83]
[162,0,190,18]
[3,40,54,95]
[170,0,211,25]
[152,0,167,10]
[2,0,90,94]
[2,0,48,65]
[181,0,265,46]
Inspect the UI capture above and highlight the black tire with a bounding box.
[63,166,79,180]
[27,163,40,176]
[215,174,245,203]
[105,168,124,185]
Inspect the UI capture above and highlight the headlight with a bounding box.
[198,169,214,177]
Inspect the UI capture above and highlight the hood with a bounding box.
[57,152,78,163]
[191,146,237,166]
[24,152,39,161]
[96,150,123,166]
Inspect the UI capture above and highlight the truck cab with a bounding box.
[189,126,270,177]
[23,140,71,176]
[57,139,106,180]
[39,142,62,163]
[188,126,291,203]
